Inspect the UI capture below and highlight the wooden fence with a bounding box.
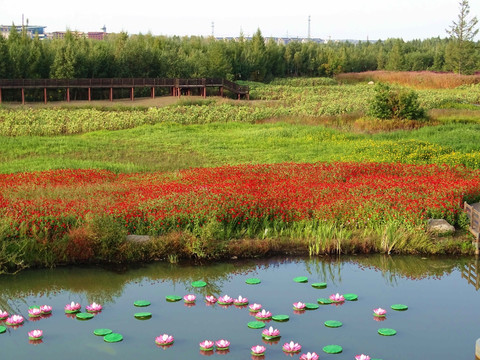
[464,202,480,254]
[0,78,249,104]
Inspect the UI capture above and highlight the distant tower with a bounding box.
[211,21,214,37]
[101,25,106,33]
[308,15,311,40]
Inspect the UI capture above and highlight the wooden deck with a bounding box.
[0,78,249,104]
[464,202,480,254]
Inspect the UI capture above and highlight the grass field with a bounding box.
[1,73,480,270]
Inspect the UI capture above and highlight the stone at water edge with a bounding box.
[427,219,455,235]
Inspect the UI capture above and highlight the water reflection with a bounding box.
[461,258,480,290]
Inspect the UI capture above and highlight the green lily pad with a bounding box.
[391,304,408,311]
[378,328,397,336]
[311,282,327,289]
[293,276,308,283]
[325,320,343,328]
[28,305,40,309]
[104,333,123,343]
[246,278,261,285]
[343,293,358,301]
[65,309,80,314]
[305,303,319,310]
[134,312,152,319]
[166,295,182,302]
[134,300,151,307]
[94,328,113,336]
[317,298,333,305]
[272,314,290,322]
[76,312,94,320]
[0,326,6,334]
[191,280,207,288]
[323,345,343,354]
[248,321,266,329]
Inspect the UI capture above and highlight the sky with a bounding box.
[1,0,479,41]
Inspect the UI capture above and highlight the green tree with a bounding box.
[445,0,479,74]
[0,35,9,78]
[50,31,77,79]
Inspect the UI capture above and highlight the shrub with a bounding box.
[369,83,426,120]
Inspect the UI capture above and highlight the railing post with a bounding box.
[67,88,70,102]
[110,88,113,102]
[0,87,2,104]
[44,88,47,104]
[88,88,91,101]
[21,88,25,105]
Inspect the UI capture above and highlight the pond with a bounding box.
[0,255,478,360]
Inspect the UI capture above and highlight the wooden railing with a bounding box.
[0,78,249,93]
[0,77,249,103]
[464,202,480,254]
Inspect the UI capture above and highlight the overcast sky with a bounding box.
[1,0,478,40]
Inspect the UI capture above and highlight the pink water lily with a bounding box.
[28,308,42,317]
[28,329,43,340]
[155,334,174,345]
[218,295,233,304]
[199,340,214,350]
[205,295,217,303]
[64,302,81,312]
[300,352,319,360]
[255,309,272,319]
[40,305,52,314]
[262,326,280,338]
[183,294,196,303]
[251,345,266,356]
[249,303,262,312]
[355,355,371,360]
[6,314,24,325]
[0,310,9,319]
[329,293,345,302]
[234,295,249,305]
[373,308,386,317]
[86,302,102,312]
[282,341,302,353]
[293,302,306,310]
[215,339,230,349]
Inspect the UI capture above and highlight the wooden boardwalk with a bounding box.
[464,202,480,254]
[0,78,249,104]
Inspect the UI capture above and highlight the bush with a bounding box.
[369,83,426,120]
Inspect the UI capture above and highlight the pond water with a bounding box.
[0,255,479,360]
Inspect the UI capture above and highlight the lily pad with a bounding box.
[323,345,343,354]
[65,309,80,314]
[378,328,397,336]
[134,312,152,319]
[246,278,261,285]
[391,304,408,311]
[305,303,319,310]
[166,295,182,302]
[272,314,290,322]
[317,298,333,305]
[325,320,343,328]
[0,326,6,334]
[247,321,266,329]
[191,281,207,288]
[344,293,358,301]
[104,333,123,343]
[28,305,40,309]
[94,328,113,336]
[311,282,327,289]
[134,300,151,307]
[293,276,308,283]
[76,312,94,320]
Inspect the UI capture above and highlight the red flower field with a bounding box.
[1,162,479,239]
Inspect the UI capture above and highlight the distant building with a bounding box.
[88,32,106,40]
[0,25,47,39]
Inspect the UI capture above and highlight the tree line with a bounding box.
[0,26,479,82]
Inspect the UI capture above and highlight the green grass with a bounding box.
[2,121,480,174]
